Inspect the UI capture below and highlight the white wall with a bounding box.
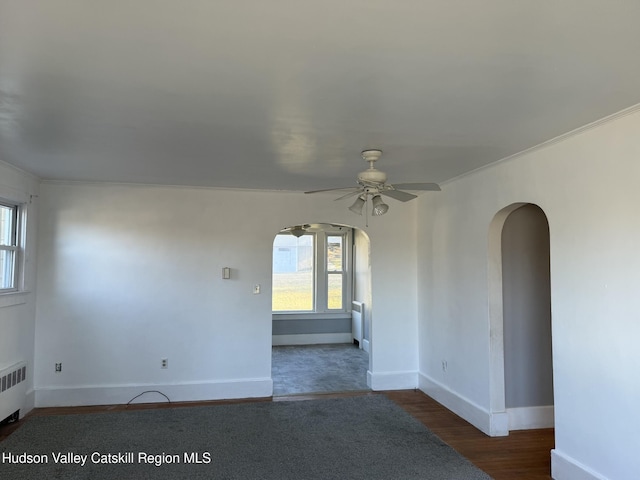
[417,107,640,480]
[34,183,420,406]
[0,160,39,417]
[353,228,372,351]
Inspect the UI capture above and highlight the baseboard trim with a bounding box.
[272,333,352,346]
[361,339,370,353]
[368,370,418,391]
[35,378,273,408]
[507,405,554,430]
[23,388,36,418]
[551,449,608,480]
[418,373,508,436]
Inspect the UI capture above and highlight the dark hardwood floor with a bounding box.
[385,390,554,480]
[0,390,553,479]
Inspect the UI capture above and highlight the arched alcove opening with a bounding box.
[488,203,554,435]
[270,222,372,396]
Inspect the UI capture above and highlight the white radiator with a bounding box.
[351,301,364,347]
[0,361,27,421]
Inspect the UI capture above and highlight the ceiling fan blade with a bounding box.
[334,190,362,201]
[391,182,441,191]
[304,186,357,194]
[380,189,417,202]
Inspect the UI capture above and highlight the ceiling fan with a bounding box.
[280,223,348,237]
[280,224,311,237]
[305,149,440,216]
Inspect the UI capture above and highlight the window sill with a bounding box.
[272,311,351,321]
[0,291,31,309]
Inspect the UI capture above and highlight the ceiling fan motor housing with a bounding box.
[358,169,387,184]
[359,149,387,184]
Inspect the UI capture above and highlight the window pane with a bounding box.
[0,205,15,246]
[327,236,342,272]
[0,249,15,289]
[272,234,314,311]
[327,274,343,310]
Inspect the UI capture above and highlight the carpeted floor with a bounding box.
[272,344,369,396]
[0,395,491,480]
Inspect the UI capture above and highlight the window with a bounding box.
[272,234,314,311]
[0,202,19,292]
[326,235,344,310]
[272,228,352,313]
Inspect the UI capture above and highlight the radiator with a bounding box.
[351,301,364,347]
[0,361,27,422]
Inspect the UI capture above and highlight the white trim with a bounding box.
[272,312,351,320]
[418,372,508,437]
[23,388,36,418]
[0,290,30,308]
[39,178,324,195]
[0,159,39,183]
[487,203,529,420]
[34,378,273,408]
[368,370,418,391]
[272,333,352,345]
[551,449,609,480]
[507,406,554,430]
[361,338,370,353]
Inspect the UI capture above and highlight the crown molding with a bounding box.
[443,102,640,186]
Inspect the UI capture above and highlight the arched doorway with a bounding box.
[488,203,554,435]
[270,223,372,396]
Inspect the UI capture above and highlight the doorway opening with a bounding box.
[270,223,371,396]
[488,203,554,435]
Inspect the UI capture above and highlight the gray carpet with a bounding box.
[0,395,492,479]
[272,344,369,395]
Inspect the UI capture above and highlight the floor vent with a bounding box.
[0,361,27,423]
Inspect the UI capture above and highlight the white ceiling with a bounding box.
[1,1,640,192]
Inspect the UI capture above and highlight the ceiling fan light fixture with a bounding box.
[371,195,389,216]
[348,195,366,215]
[290,226,306,237]
[304,150,440,220]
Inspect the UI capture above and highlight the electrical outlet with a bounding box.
[253,284,261,294]
[161,358,168,369]
[55,363,62,372]
[441,360,447,373]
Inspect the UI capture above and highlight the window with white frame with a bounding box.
[0,201,20,292]
[272,227,351,313]
[326,235,345,310]
[272,234,315,312]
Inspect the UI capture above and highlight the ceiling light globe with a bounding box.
[348,196,366,215]
[371,195,389,216]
